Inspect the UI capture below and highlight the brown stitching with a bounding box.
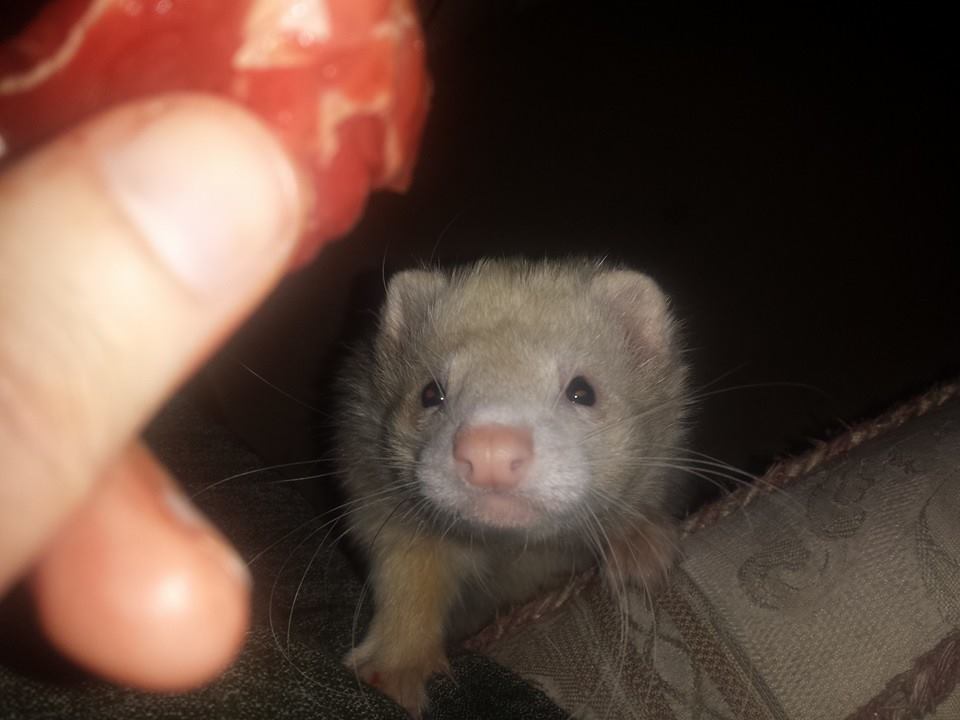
[464,379,960,653]
[845,629,960,720]
[461,568,598,652]
[683,380,960,535]
[658,582,775,720]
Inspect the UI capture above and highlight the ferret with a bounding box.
[337,258,691,716]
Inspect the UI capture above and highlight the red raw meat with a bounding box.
[0,0,430,265]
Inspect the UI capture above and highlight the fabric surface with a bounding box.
[4,387,959,719]
[480,386,960,719]
[0,395,564,719]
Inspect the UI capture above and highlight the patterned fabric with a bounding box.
[483,390,960,719]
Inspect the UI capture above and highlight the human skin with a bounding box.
[0,94,306,689]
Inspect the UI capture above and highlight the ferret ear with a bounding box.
[591,270,676,356]
[381,270,448,341]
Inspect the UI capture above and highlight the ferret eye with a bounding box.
[565,376,596,406]
[420,380,445,408]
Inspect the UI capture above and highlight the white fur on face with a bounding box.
[368,258,689,540]
[416,406,592,533]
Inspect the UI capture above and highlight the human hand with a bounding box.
[0,94,305,689]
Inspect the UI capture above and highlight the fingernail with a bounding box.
[97,97,302,295]
[161,485,252,589]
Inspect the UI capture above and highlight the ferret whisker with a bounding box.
[587,483,679,572]
[466,549,493,600]
[397,496,432,529]
[646,445,761,481]
[249,488,403,569]
[399,499,437,549]
[627,457,756,488]
[691,361,750,394]
[574,508,638,699]
[248,513,329,567]
[190,457,334,498]
[303,484,410,524]
[646,455,794,503]
[380,245,390,294]
[629,457,805,520]
[581,400,672,442]
[656,445,806,509]
[350,498,413,661]
[575,510,608,577]
[267,519,339,677]
[263,469,352,485]
[596,511,684,567]
[685,380,835,406]
[286,515,343,651]
[349,574,372,690]
[235,358,332,419]
[586,378,833,445]
[438,512,460,543]
[323,522,368,574]
[613,460,760,529]
[625,527,663,679]
[264,583,323,690]
[585,505,631,687]
[427,206,468,265]
[617,533,653,683]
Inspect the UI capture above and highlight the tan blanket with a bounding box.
[471,382,960,720]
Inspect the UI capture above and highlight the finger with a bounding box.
[0,93,303,590]
[31,442,251,690]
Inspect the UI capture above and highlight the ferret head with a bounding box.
[365,259,689,542]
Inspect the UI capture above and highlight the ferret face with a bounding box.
[366,259,688,542]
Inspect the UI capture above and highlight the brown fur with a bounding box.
[336,258,692,715]
[344,528,464,714]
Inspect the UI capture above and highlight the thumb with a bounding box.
[0,94,304,682]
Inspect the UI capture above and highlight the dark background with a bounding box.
[206,1,960,483]
[4,0,959,479]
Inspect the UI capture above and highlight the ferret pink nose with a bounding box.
[453,424,534,491]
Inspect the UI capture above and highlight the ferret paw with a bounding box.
[344,641,449,718]
[602,520,680,598]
